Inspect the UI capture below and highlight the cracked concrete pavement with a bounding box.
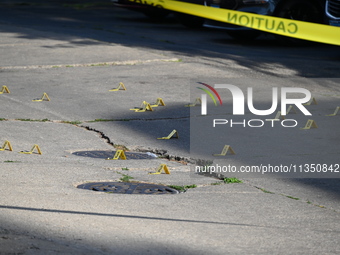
[1,0,340,254]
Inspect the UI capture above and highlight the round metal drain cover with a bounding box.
[72,150,156,160]
[77,182,179,195]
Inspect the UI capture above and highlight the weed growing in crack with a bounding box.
[285,195,300,200]
[16,118,49,122]
[223,177,242,184]
[211,182,222,185]
[120,174,134,182]
[61,121,82,125]
[168,184,197,192]
[256,187,275,194]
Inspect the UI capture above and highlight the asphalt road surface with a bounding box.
[1,1,340,254]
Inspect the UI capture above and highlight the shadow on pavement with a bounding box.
[1,0,340,78]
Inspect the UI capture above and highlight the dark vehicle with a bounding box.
[111,0,170,20]
[325,0,340,26]
[176,0,327,42]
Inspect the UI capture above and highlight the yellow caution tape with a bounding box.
[129,0,340,46]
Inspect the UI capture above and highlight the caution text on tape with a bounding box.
[130,0,340,46]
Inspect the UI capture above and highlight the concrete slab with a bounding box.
[0,1,340,254]
[1,183,339,254]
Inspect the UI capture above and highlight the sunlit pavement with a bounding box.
[0,1,339,254]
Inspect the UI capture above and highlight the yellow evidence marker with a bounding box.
[32,92,50,102]
[326,106,340,116]
[149,164,170,175]
[130,101,153,112]
[150,98,165,107]
[109,82,126,91]
[185,97,201,107]
[157,130,179,140]
[213,145,236,156]
[286,105,297,114]
[303,97,317,105]
[0,140,13,151]
[300,119,318,130]
[106,150,127,160]
[19,144,42,155]
[0,86,10,94]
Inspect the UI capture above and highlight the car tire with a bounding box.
[175,13,205,28]
[274,0,324,45]
[143,6,170,21]
[226,29,262,41]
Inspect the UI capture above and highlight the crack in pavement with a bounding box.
[79,124,190,162]
[0,58,182,70]
[0,118,189,161]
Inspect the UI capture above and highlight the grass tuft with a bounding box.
[223,177,242,184]
[168,184,197,192]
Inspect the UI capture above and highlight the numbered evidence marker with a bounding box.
[149,164,170,175]
[106,150,127,160]
[19,144,42,155]
[303,97,317,105]
[213,145,235,156]
[150,98,165,107]
[269,107,296,121]
[326,106,340,116]
[300,119,318,130]
[157,130,179,140]
[32,92,50,102]
[0,86,10,94]
[185,97,201,107]
[273,111,285,120]
[109,82,126,91]
[0,140,13,151]
[286,105,297,114]
[130,101,153,112]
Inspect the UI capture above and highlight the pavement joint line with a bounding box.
[0,117,191,122]
[251,184,339,213]
[0,58,182,70]
[85,116,191,122]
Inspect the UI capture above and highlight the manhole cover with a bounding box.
[72,150,156,160]
[77,182,179,195]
